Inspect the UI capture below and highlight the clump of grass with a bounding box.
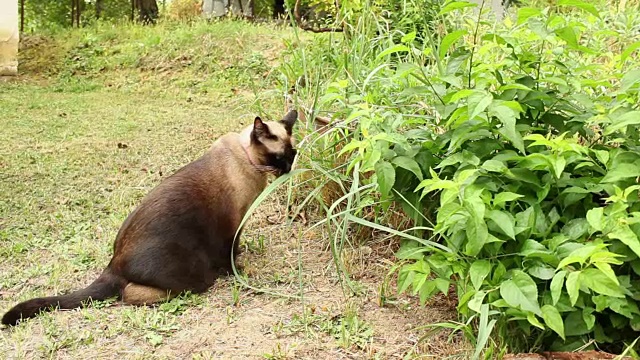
[18,18,298,99]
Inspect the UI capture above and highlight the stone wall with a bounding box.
[0,0,18,76]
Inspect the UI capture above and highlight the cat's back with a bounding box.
[112,135,239,249]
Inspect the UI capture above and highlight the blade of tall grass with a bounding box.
[471,304,496,360]
[231,168,309,299]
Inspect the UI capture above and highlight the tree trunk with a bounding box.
[273,0,285,19]
[71,0,75,27]
[20,0,24,32]
[135,0,159,24]
[76,0,81,26]
[96,0,104,19]
[71,0,82,27]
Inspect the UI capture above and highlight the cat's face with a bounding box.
[250,110,298,176]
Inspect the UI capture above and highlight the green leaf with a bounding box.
[549,154,567,179]
[438,29,467,60]
[375,160,395,197]
[621,41,640,64]
[581,268,625,298]
[398,268,415,294]
[593,149,610,166]
[631,260,640,276]
[376,44,410,59]
[582,308,596,331]
[468,290,486,313]
[491,103,526,154]
[411,272,428,295]
[499,270,542,316]
[557,244,603,268]
[470,260,492,290]
[395,243,430,260]
[606,297,640,318]
[438,0,477,16]
[465,198,488,256]
[487,210,516,239]
[507,168,541,188]
[594,262,619,285]
[542,305,565,340]
[517,7,542,24]
[481,159,508,173]
[601,162,640,183]
[465,214,488,256]
[401,31,416,44]
[520,239,552,259]
[566,271,581,306]
[586,207,604,232]
[527,313,545,330]
[468,92,493,120]
[515,207,536,237]
[621,70,640,93]
[590,251,624,265]
[557,0,600,17]
[493,192,523,208]
[419,280,437,305]
[561,219,589,241]
[604,111,640,135]
[564,311,591,336]
[434,278,450,295]
[448,89,475,103]
[555,26,578,48]
[392,156,423,181]
[527,263,555,280]
[608,225,640,258]
[550,271,566,305]
[499,83,533,91]
[632,315,640,332]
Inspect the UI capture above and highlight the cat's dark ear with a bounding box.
[252,116,269,141]
[280,110,298,135]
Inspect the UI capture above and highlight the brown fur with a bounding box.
[2,110,299,326]
[122,283,172,305]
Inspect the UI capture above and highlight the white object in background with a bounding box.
[0,0,19,76]
[202,0,229,18]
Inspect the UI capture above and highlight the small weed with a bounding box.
[230,279,242,306]
[279,304,373,350]
[158,291,203,315]
[225,306,237,325]
[144,332,164,347]
[243,234,267,255]
[84,296,118,310]
[262,342,291,360]
[271,319,286,338]
[331,303,373,350]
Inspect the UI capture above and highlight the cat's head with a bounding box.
[249,110,298,176]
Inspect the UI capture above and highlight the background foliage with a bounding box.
[20,0,132,32]
[280,0,640,355]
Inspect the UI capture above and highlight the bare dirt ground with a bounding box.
[1,192,468,359]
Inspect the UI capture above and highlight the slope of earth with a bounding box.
[0,20,467,359]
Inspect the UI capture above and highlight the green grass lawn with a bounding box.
[0,20,463,359]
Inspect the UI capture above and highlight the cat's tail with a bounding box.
[2,268,125,326]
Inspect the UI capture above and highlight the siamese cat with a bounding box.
[2,110,299,326]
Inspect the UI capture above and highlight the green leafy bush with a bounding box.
[287,0,640,354]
